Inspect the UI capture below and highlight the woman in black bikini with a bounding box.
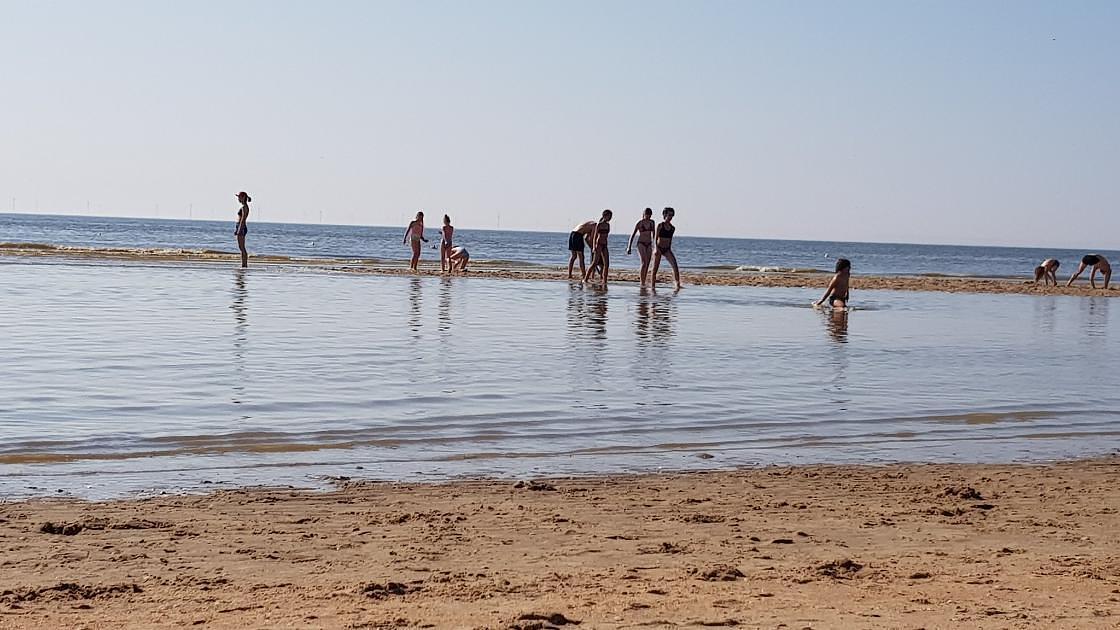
[626,208,656,286]
[650,207,681,290]
[582,209,613,288]
[1067,254,1111,289]
[234,191,250,268]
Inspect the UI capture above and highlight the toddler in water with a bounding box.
[440,214,454,273]
[815,258,851,308]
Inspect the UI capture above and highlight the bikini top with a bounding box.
[597,221,610,234]
[658,222,675,240]
[638,219,655,233]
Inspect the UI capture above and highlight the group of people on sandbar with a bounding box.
[1034,255,1111,289]
[567,207,682,290]
[403,211,471,273]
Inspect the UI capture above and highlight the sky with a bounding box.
[1,0,1118,247]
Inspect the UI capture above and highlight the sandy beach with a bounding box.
[3,459,1119,629]
[1,243,1115,297]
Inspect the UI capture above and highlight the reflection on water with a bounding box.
[230,269,249,407]
[633,289,678,391]
[1085,297,1110,339]
[1034,296,1058,336]
[818,309,850,409]
[408,276,423,339]
[824,309,849,344]
[438,276,453,335]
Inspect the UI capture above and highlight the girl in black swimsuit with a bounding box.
[627,208,656,286]
[650,207,681,290]
[582,209,613,288]
[234,191,250,268]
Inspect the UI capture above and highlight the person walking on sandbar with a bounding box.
[234,191,251,268]
[626,208,656,286]
[1067,254,1111,289]
[650,207,682,290]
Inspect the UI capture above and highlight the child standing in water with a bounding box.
[650,207,681,290]
[627,208,656,286]
[440,214,455,273]
[582,209,613,288]
[403,211,428,271]
[234,191,250,268]
[815,258,852,308]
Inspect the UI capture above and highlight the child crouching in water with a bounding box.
[815,258,851,308]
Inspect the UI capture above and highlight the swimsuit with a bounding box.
[826,292,849,307]
[656,221,675,254]
[568,231,585,252]
[236,208,248,236]
[1083,254,1101,266]
[595,222,610,251]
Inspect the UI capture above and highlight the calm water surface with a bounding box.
[1,259,1118,498]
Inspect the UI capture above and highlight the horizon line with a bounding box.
[2,209,1117,254]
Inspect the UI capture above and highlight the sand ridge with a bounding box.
[1,243,1116,297]
[2,460,1119,628]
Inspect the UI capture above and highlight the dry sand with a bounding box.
[3,459,1119,629]
[1,243,1116,297]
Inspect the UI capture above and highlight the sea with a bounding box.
[3,212,1117,276]
[2,213,1119,499]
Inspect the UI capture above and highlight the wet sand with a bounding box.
[3,459,1119,629]
[1,242,1116,297]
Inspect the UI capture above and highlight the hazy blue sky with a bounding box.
[1,1,1117,246]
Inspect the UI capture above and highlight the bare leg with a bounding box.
[237,234,248,268]
[1067,263,1087,286]
[1091,268,1098,289]
[600,249,610,288]
[638,243,651,286]
[665,250,681,289]
[650,250,662,290]
[1105,269,1112,289]
[410,241,421,271]
[568,252,576,278]
[582,251,598,283]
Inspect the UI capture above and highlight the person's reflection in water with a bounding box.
[1034,296,1059,336]
[633,288,677,388]
[407,276,423,340]
[566,285,608,382]
[819,307,851,409]
[437,275,452,336]
[1084,296,1110,339]
[825,308,849,344]
[230,269,249,406]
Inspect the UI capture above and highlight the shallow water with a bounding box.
[1,259,1118,499]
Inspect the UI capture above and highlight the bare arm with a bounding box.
[628,222,643,252]
[403,221,413,244]
[815,276,839,306]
